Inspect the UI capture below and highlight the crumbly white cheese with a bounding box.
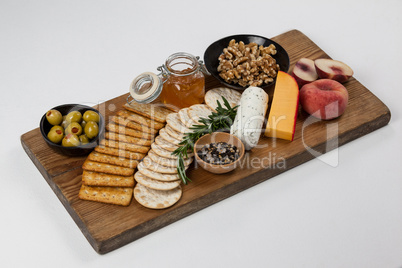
[230,86,269,150]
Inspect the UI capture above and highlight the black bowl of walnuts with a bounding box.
[203,34,289,91]
[39,104,105,156]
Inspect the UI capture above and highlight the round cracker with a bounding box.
[155,135,178,152]
[148,149,193,168]
[165,124,185,141]
[151,143,194,159]
[188,104,213,125]
[135,172,181,191]
[159,127,181,145]
[166,113,191,134]
[205,87,242,111]
[178,108,197,128]
[142,156,178,174]
[137,161,180,182]
[151,143,178,159]
[134,183,182,209]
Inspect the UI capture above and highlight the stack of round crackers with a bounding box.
[133,87,241,209]
[133,110,197,209]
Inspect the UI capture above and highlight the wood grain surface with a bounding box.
[20,29,391,254]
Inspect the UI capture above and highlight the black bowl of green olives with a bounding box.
[40,104,105,156]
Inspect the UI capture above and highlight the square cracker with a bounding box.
[106,122,155,140]
[124,102,173,123]
[88,151,139,169]
[82,159,134,176]
[82,170,134,187]
[94,145,146,160]
[100,139,150,154]
[105,132,153,146]
[111,116,157,134]
[118,110,165,130]
[79,184,133,206]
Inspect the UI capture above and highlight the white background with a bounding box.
[1,0,401,267]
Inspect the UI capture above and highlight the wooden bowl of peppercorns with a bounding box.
[194,132,245,174]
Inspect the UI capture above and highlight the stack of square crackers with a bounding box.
[78,103,170,206]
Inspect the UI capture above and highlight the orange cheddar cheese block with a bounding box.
[265,71,299,141]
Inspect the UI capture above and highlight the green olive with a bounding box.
[79,134,90,145]
[61,120,69,129]
[62,133,80,147]
[50,125,64,134]
[61,116,69,129]
[83,110,100,123]
[84,121,99,139]
[65,122,83,136]
[65,111,82,124]
[47,127,64,144]
[81,120,87,129]
[46,109,63,125]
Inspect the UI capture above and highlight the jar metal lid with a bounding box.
[129,72,162,103]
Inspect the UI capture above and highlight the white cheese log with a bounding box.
[230,86,269,150]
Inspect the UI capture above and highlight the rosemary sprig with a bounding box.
[172,97,238,184]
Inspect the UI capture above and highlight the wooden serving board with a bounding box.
[21,30,391,254]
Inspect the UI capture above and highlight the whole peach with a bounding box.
[300,79,348,120]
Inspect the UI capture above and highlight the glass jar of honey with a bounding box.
[128,52,206,111]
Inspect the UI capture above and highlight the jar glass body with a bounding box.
[159,52,205,110]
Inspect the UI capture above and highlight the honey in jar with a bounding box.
[128,52,206,111]
[159,52,205,110]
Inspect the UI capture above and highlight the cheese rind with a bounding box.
[230,86,269,150]
[265,71,299,141]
